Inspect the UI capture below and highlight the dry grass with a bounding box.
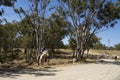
[89,49,120,56]
[0,49,119,69]
[58,49,73,53]
[59,49,120,56]
[0,49,74,69]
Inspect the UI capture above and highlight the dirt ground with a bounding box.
[0,59,120,80]
[0,49,120,80]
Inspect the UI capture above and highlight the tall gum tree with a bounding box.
[58,0,120,61]
[13,0,50,65]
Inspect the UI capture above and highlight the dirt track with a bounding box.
[0,59,120,80]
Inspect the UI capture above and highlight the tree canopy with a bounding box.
[0,0,16,15]
[58,0,120,60]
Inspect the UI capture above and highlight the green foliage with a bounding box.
[69,34,100,51]
[16,16,35,48]
[97,1,120,27]
[86,34,100,49]
[93,42,107,50]
[0,0,16,6]
[69,38,76,51]
[0,0,16,16]
[0,23,17,51]
[108,46,114,50]
[114,43,120,50]
[45,14,69,49]
[64,44,70,49]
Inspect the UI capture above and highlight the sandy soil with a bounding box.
[0,59,120,80]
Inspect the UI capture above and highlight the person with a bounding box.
[40,48,46,53]
[38,48,46,65]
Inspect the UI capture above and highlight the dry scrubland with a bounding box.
[89,49,120,56]
[59,49,120,55]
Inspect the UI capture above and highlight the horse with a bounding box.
[38,49,49,66]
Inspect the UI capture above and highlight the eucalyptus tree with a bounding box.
[0,23,17,53]
[69,34,100,57]
[45,14,69,52]
[13,0,51,65]
[16,16,35,48]
[4,23,17,50]
[58,0,120,60]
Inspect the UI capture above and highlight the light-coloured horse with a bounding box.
[38,50,49,66]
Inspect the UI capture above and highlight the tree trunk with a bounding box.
[87,49,89,58]
[35,29,40,65]
[76,36,86,61]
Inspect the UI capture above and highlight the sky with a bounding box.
[0,0,120,47]
[97,22,120,47]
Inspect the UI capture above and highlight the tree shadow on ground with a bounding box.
[0,66,60,79]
